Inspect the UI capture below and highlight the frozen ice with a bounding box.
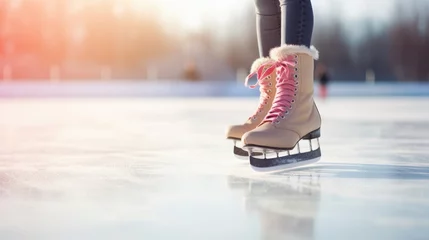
[0,97,429,240]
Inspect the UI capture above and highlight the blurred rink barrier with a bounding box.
[1,63,428,98]
[1,80,429,98]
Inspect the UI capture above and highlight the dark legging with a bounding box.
[254,0,314,57]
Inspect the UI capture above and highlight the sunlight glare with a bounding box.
[131,0,244,30]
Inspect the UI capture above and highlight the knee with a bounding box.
[254,0,280,15]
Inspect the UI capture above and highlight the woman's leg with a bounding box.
[279,0,314,47]
[241,0,321,171]
[226,0,281,158]
[225,0,280,156]
[253,0,314,56]
[254,0,281,57]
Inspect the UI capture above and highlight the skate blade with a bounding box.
[242,136,321,153]
[230,138,248,160]
[251,156,321,172]
[234,146,249,159]
[230,138,262,160]
[234,146,265,160]
[245,138,322,172]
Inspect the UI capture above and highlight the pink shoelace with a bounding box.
[245,55,297,123]
[244,64,274,120]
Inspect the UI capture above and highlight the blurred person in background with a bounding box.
[226,0,322,170]
[316,63,330,99]
[182,60,201,82]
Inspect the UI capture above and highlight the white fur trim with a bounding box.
[269,45,319,61]
[250,57,274,73]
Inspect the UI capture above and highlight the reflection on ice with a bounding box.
[228,175,321,240]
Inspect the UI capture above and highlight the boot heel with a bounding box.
[302,128,321,140]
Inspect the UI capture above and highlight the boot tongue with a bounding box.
[261,58,297,124]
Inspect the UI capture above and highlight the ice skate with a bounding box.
[241,45,322,171]
[226,57,277,159]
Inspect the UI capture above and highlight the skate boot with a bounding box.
[226,57,277,159]
[241,45,322,171]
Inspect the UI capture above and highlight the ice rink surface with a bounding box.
[1,97,429,240]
